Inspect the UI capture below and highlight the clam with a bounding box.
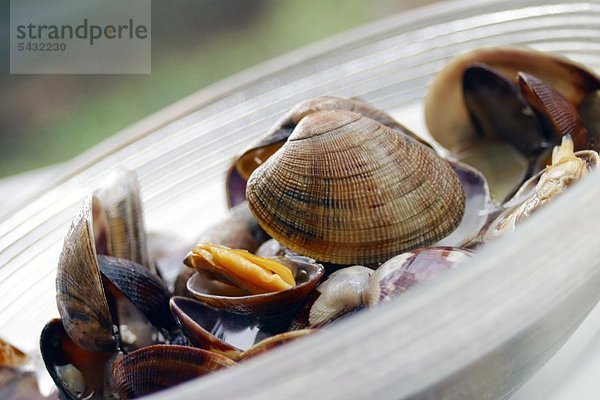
[484,135,599,240]
[98,255,176,334]
[426,47,600,203]
[246,110,466,265]
[56,197,116,352]
[93,169,153,272]
[226,96,429,208]
[54,194,178,356]
[174,201,269,296]
[305,266,373,328]
[186,249,324,332]
[111,344,236,399]
[365,247,473,306]
[40,319,114,400]
[426,47,600,153]
[170,296,262,360]
[170,297,314,361]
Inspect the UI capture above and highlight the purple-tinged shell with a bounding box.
[365,247,473,306]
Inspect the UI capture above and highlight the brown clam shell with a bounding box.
[235,96,424,181]
[40,319,114,400]
[246,110,466,265]
[518,72,590,151]
[425,47,600,153]
[56,197,116,352]
[93,169,152,272]
[112,344,235,399]
[98,255,176,331]
[187,255,324,332]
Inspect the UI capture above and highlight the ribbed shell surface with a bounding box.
[246,110,465,264]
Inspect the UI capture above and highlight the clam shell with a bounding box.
[170,296,262,359]
[94,169,152,272]
[518,72,590,150]
[40,319,113,400]
[187,255,324,332]
[425,47,600,153]
[462,63,549,156]
[226,96,431,207]
[365,247,473,306]
[98,255,176,331]
[111,344,235,399]
[246,110,466,264]
[56,197,116,352]
[307,266,373,328]
[435,160,494,247]
[483,143,599,241]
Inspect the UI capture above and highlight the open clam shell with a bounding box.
[40,319,114,400]
[425,46,600,153]
[170,296,264,360]
[187,255,324,332]
[484,138,599,241]
[93,169,152,272]
[57,196,174,353]
[98,255,176,332]
[112,344,236,399]
[56,196,116,352]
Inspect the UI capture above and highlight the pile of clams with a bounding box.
[25,47,599,399]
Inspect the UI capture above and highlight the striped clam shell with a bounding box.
[246,110,466,265]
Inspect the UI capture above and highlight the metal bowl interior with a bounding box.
[1,0,600,398]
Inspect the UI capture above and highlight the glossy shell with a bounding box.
[187,255,324,332]
[56,197,116,352]
[308,266,373,328]
[94,169,152,271]
[366,247,472,306]
[246,110,466,264]
[112,344,235,399]
[98,255,176,331]
[40,319,114,400]
[426,46,600,152]
[170,296,260,359]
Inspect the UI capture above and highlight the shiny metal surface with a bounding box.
[1,0,599,398]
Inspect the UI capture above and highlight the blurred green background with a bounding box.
[0,0,431,178]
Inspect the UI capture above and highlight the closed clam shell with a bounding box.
[246,110,466,265]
